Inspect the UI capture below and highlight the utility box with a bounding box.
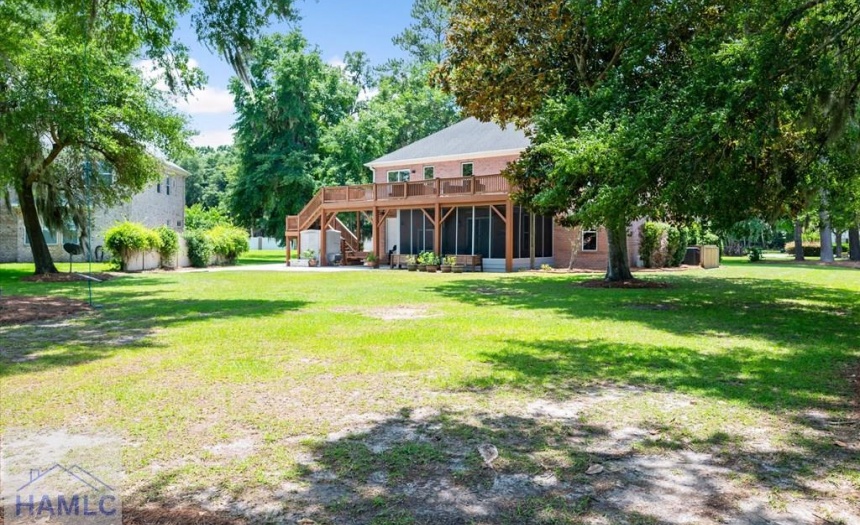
[683,247,701,266]
[701,245,720,269]
[300,229,341,260]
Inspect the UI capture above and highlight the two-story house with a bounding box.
[0,161,188,263]
[285,118,642,271]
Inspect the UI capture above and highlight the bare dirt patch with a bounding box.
[581,279,671,289]
[332,305,440,320]
[20,272,117,283]
[0,295,92,326]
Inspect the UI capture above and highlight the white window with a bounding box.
[461,162,474,177]
[423,166,435,179]
[582,230,598,252]
[166,177,172,196]
[387,169,410,182]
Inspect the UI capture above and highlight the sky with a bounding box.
[173,0,415,148]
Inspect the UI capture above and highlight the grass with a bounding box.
[0,258,857,523]
[235,249,289,266]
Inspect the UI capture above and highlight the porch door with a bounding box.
[386,214,399,255]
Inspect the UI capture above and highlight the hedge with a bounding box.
[184,225,249,267]
[185,230,213,268]
[154,225,179,267]
[784,242,849,257]
[207,225,249,263]
[104,222,162,270]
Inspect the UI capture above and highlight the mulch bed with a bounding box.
[21,272,117,283]
[0,295,92,326]
[580,279,671,289]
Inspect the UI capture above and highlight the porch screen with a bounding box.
[399,209,435,254]
[513,206,554,258]
[439,206,508,258]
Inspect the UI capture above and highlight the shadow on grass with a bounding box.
[0,297,308,377]
[430,275,859,409]
[123,406,855,524]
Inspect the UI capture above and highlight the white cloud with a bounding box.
[358,87,379,103]
[135,59,234,115]
[190,129,235,148]
[327,56,346,70]
[175,87,235,115]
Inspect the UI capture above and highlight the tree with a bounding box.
[229,32,357,239]
[441,0,860,280]
[440,0,708,281]
[0,21,189,274]
[314,62,460,187]
[391,0,451,65]
[1,1,296,273]
[178,145,238,211]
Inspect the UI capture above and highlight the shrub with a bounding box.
[154,226,179,267]
[784,242,849,257]
[666,226,689,267]
[207,225,249,264]
[639,222,667,268]
[185,230,213,268]
[104,221,162,270]
[748,246,763,262]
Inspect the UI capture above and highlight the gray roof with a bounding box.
[368,117,530,166]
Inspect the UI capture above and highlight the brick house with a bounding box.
[0,161,188,263]
[286,118,643,271]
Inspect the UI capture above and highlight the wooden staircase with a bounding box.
[286,190,324,234]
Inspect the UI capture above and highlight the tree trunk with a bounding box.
[849,226,860,261]
[19,178,58,274]
[834,231,843,258]
[605,223,633,282]
[793,219,805,261]
[818,190,834,262]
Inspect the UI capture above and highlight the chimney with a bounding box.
[30,469,41,482]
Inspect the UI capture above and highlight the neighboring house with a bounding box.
[285,118,643,271]
[0,161,188,263]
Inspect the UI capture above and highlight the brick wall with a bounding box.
[372,154,520,183]
[552,223,644,271]
[4,170,186,263]
[0,207,18,263]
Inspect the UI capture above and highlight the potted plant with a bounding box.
[441,255,456,273]
[451,257,464,273]
[364,252,379,269]
[425,252,440,273]
[406,255,418,272]
[417,251,430,272]
[302,248,318,267]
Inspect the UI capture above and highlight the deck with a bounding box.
[285,174,515,270]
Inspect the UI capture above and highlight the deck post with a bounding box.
[372,207,379,259]
[320,210,327,267]
[505,200,514,272]
[434,202,441,255]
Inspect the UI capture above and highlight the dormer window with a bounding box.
[461,163,474,177]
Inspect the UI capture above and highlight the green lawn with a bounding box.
[1,260,857,523]
[236,249,290,266]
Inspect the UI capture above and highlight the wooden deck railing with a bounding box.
[287,174,511,232]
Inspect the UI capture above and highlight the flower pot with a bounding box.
[452,263,464,273]
[425,265,438,273]
[417,264,427,272]
[308,259,318,267]
[407,263,418,272]
[440,264,451,273]
[364,261,379,268]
